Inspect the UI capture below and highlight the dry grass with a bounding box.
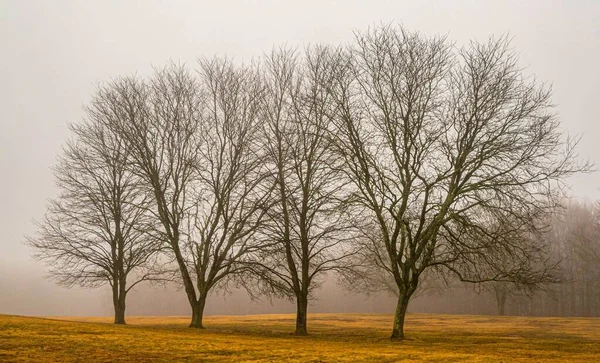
[1,313,599,362]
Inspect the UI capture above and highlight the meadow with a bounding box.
[1,313,599,362]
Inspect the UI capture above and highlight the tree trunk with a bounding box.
[112,285,126,324]
[295,293,308,335]
[114,301,126,324]
[497,294,507,316]
[189,294,207,329]
[495,287,508,316]
[391,293,411,340]
[498,300,506,316]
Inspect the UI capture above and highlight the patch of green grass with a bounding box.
[1,313,599,362]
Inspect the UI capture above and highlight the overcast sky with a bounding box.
[1,0,598,316]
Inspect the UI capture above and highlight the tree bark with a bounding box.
[391,293,411,340]
[114,301,126,324]
[189,294,207,329]
[295,293,308,335]
[112,284,126,324]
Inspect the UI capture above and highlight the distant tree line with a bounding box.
[27,24,588,340]
[401,200,600,318]
[473,201,600,317]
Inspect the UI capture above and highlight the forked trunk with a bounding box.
[295,294,308,335]
[189,294,207,329]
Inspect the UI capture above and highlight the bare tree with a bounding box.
[490,282,514,316]
[27,90,161,324]
[482,244,556,317]
[327,25,587,339]
[100,66,206,327]
[247,47,358,335]
[102,61,269,328]
[180,57,271,328]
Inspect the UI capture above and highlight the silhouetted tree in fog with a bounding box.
[102,62,270,329]
[27,94,161,324]
[542,202,600,316]
[326,25,587,339]
[246,47,359,335]
[181,58,271,328]
[27,23,592,337]
[100,66,208,327]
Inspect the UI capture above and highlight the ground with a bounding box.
[1,313,599,362]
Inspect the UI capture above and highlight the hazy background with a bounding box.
[1,0,598,317]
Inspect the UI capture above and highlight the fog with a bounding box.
[1,0,599,317]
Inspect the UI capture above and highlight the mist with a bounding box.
[1,1,599,319]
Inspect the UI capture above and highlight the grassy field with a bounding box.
[1,313,599,362]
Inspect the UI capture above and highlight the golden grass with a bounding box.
[1,313,599,362]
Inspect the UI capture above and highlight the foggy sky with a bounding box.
[1,0,598,317]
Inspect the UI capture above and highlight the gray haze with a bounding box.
[1,0,598,317]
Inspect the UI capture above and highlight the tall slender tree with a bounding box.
[248,47,358,335]
[180,57,271,328]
